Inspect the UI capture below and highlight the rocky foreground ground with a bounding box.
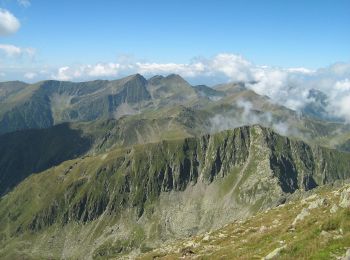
[138,182,350,259]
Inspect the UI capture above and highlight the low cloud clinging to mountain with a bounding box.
[46,54,350,122]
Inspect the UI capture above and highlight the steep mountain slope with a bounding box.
[0,106,210,196]
[0,81,28,102]
[0,74,152,134]
[140,182,350,259]
[148,74,197,102]
[1,74,349,151]
[0,123,92,196]
[0,86,348,197]
[0,125,350,259]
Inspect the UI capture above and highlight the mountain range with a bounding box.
[0,74,350,259]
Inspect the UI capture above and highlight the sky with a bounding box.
[0,0,349,83]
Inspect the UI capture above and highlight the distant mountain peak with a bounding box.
[148,75,164,85]
[124,73,147,83]
[147,74,191,87]
[149,75,164,80]
[114,73,148,89]
[165,73,188,83]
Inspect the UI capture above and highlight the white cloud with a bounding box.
[286,67,315,74]
[49,54,265,81]
[52,63,121,80]
[0,44,35,57]
[87,63,120,77]
[136,62,205,77]
[0,9,20,36]
[334,78,350,91]
[326,79,350,122]
[52,66,75,81]
[209,53,254,81]
[0,44,21,56]
[24,72,37,79]
[336,95,350,122]
[18,0,31,7]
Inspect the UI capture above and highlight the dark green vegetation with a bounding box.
[1,74,350,259]
[0,123,92,195]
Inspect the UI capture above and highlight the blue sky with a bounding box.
[0,0,349,82]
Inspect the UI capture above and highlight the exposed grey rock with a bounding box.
[292,208,310,226]
[202,234,210,241]
[303,194,318,203]
[218,233,227,238]
[342,248,350,260]
[330,204,339,214]
[263,245,287,259]
[333,234,343,240]
[308,198,326,209]
[320,230,331,237]
[339,187,350,208]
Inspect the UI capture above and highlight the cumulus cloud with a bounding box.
[133,54,259,82]
[136,62,205,77]
[24,72,37,79]
[0,9,20,36]
[52,63,121,80]
[326,79,350,122]
[208,54,254,81]
[0,44,35,57]
[50,53,263,82]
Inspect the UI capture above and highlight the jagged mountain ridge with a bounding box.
[0,73,323,135]
[1,75,349,196]
[1,125,350,259]
[1,73,348,149]
[0,74,151,134]
[0,74,203,135]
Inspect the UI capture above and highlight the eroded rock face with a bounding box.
[292,208,310,226]
[263,245,287,260]
[342,248,350,260]
[340,187,350,208]
[1,125,350,259]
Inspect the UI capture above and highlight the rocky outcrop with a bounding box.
[1,125,350,259]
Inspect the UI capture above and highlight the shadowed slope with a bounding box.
[0,123,92,195]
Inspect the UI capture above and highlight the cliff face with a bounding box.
[1,125,350,259]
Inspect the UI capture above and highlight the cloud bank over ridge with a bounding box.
[47,53,350,122]
[1,52,349,122]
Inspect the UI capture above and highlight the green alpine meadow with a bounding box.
[1,1,350,259]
